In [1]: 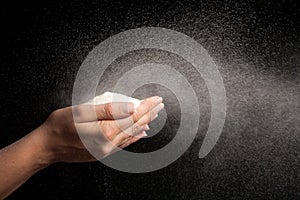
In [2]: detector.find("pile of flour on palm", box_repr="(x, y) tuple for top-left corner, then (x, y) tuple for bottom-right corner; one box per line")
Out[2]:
(88, 91), (141, 109)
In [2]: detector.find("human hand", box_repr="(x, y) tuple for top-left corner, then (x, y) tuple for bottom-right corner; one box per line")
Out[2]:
(39, 96), (164, 164)
(0, 95), (163, 199)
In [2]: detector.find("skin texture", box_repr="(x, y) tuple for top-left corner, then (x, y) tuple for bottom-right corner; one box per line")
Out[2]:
(0, 96), (164, 199)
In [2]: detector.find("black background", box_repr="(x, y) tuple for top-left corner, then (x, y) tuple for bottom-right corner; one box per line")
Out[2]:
(1, 0), (300, 199)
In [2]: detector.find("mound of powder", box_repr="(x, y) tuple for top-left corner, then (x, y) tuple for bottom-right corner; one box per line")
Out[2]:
(88, 91), (141, 110)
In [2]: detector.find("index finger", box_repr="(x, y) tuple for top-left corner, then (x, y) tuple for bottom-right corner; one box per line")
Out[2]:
(73, 102), (135, 123)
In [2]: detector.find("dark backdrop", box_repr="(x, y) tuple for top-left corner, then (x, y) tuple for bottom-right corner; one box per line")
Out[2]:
(1, 0), (299, 199)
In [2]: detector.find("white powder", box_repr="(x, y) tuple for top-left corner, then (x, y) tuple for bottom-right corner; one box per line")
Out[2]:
(88, 91), (141, 109)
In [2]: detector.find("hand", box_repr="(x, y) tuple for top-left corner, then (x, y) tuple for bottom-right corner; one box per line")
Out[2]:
(0, 96), (163, 199)
(39, 96), (164, 164)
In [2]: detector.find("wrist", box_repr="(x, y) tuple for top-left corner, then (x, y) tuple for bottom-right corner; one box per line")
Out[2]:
(28, 124), (57, 168)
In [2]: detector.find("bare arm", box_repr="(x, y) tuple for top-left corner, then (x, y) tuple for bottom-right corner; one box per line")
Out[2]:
(0, 96), (163, 199)
(0, 126), (51, 199)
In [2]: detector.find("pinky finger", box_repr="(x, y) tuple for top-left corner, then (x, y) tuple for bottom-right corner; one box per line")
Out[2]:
(119, 131), (147, 148)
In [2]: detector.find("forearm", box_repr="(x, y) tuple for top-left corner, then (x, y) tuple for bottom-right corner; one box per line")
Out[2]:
(0, 126), (52, 199)
(0, 96), (163, 199)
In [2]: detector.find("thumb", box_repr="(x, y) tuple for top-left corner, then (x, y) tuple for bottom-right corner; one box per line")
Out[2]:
(95, 102), (135, 120)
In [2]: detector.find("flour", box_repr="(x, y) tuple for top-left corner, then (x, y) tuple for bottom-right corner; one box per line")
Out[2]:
(89, 92), (141, 110)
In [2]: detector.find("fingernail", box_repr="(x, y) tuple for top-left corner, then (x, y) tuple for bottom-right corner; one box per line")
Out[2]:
(153, 114), (158, 120)
(143, 132), (148, 137)
(158, 103), (164, 110)
(145, 124), (150, 130)
(136, 131), (148, 138)
(155, 97), (163, 103)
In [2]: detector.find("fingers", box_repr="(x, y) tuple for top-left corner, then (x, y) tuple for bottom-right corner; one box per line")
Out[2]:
(132, 96), (163, 123)
(73, 96), (163, 158)
(107, 102), (163, 143)
(111, 124), (149, 146)
(120, 130), (148, 146)
(119, 131), (147, 149)
(97, 102), (135, 120)
(111, 96), (163, 132)
(75, 120), (149, 148)
(111, 101), (163, 148)
(73, 102), (135, 123)
(134, 103), (163, 127)
(73, 96), (161, 123)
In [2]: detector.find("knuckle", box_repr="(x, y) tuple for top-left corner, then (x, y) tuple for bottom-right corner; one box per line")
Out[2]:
(121, 132), (130, 140)
(131, 124), (139, 135)
(132, 113), (139, 123)
(103, 129), (115, 141)
(132, 111), (142, 123)
(104, 103), (113, 119)
(141, 113), (151, 124)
